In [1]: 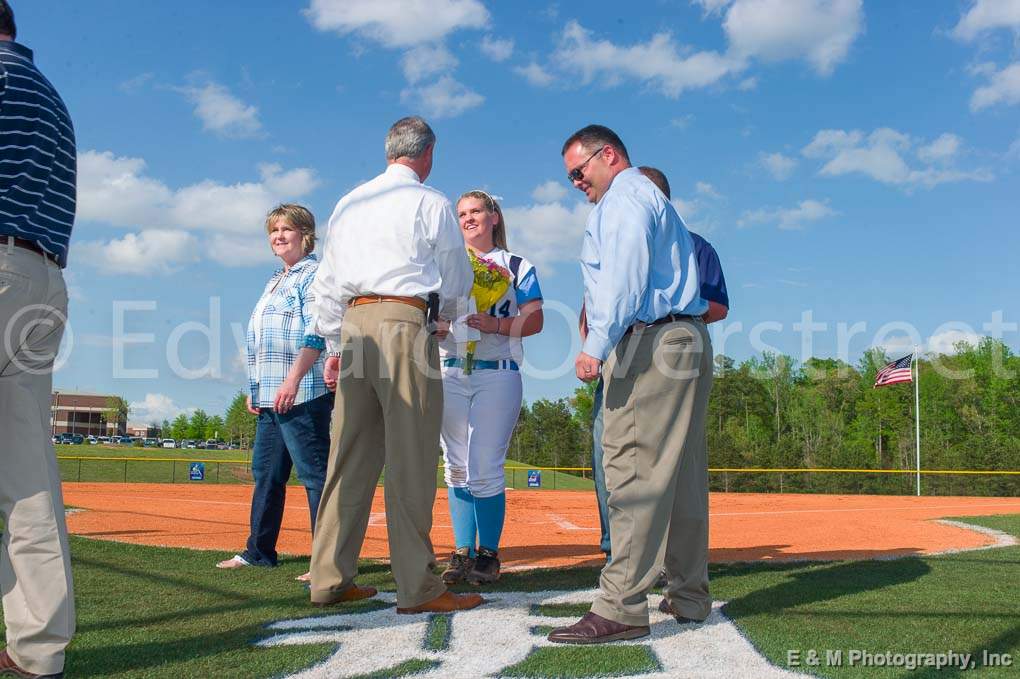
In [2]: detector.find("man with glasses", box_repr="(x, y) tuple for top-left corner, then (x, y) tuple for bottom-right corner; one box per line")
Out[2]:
(548, 125), (713, 644)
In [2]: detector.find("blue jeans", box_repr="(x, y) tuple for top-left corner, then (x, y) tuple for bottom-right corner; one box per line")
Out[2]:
(590, 378), (611, 559)
(241, 392), (332, 566)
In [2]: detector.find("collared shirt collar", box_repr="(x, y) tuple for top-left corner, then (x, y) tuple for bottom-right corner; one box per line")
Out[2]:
(273, 252), (317, 278)
(386, 162), (422, 183)
(601, 166), (640, 202)
(0, 40), (33, 61)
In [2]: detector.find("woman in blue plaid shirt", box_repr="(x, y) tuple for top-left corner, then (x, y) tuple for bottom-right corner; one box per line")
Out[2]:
(217, 204), (331, 581)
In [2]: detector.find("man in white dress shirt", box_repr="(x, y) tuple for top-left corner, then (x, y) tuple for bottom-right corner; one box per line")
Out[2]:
(308, 116), (480, 613)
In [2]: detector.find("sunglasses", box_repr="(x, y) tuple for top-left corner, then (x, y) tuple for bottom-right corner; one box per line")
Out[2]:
(567, 146), (606, 182)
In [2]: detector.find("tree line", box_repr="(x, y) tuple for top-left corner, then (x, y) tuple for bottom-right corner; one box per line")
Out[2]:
(510, 338), (1019, 496)
(148, 393), (257, 446)
(144, 338), (1018, 495)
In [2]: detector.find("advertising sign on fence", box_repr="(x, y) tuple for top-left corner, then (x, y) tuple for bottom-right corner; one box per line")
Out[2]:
(189, 462), (205, 481)
(527, 470), (541, 488)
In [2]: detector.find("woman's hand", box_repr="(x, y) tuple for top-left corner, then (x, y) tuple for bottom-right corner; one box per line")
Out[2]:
(274, 379), (299, 413)
(323, 355), (340, 392)
(466, 313), (500, 334)
(245, 395), (260, 415)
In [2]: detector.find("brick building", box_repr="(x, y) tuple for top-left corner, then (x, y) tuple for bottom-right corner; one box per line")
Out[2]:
(50, 392), (126, 436)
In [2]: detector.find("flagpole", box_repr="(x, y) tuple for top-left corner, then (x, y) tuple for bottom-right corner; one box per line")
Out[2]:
(913, 345), (921, 497)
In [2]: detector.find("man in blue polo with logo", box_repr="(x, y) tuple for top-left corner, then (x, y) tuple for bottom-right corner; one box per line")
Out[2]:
(0, 2), (76, 676)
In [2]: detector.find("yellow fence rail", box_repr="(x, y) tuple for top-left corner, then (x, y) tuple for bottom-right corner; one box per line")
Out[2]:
(57, 454), (1019, 492)
(57, 456), (1020, 475)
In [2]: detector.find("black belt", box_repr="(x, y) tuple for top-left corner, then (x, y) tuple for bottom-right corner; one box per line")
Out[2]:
(624, 313), (698, 335)
(6, 236), (58, 265)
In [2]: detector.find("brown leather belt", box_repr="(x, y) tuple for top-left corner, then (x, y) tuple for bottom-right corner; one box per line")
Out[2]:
(625, 313), (698, 336)
(350, 295), (427, 312)
(7, 236), (58, 265)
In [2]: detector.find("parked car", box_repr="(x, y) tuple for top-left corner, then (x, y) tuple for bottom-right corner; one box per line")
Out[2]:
(70, 433), (84, 445)
(97, 436), (111, 444)
(161, 438), (176, 449)
(57, 433), (75, 444)
(182, 439), (196, 449)
(118, 436), (133, 445)
(143, 438), (158, 447)
(87, 435), (98, 445)
(51, 434), (60, 444)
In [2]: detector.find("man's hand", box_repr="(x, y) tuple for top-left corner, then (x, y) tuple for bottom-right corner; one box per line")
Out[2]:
(245, 395), (259, 415)
(575, 351), (602, 383)
(323, 355), (340, 392)
(274, 378), (299, 414)
(432, 319), (451, 340)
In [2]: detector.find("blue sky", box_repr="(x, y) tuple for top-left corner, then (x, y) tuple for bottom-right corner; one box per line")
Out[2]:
(20, 0), (1020, 425)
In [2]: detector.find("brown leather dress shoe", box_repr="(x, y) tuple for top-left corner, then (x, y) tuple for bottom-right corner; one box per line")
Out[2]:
(311, 584), (378, 607)
(547, 612), (650, 644)
(0, 649), (63, 678)
(658, 598), (705, 624)
(396, 590), (484, 614)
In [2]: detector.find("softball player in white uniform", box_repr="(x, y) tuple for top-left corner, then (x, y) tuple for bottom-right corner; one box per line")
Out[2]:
(437, 190), (544, 585)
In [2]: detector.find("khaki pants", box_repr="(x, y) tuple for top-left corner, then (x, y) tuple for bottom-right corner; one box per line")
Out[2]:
(592, 318), (713, 627)
(0, 244), (75, 675)
(310, 302), (447, 608)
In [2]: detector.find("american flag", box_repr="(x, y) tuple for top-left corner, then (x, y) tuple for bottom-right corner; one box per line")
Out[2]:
(874, 354), (914, 387)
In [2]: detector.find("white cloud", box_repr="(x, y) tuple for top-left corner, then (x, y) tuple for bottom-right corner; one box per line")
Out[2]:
(502, 201), (591, 269)
(204, 234), (278, 268)
(531, 180), (568, 204)
(695, 181), (720, 198)
(878, 329), (983, 357)
(179, 82), (263, 139)
(760, 151), (797, 180)
(951, 0), (1020, 42)
(928, 329), (983, 355)
(970, 62), (1020, 112)
(480, 35), (514, 61)
(738, 199), (836, 230)
(303, 0), (489, 48)
(723, 0), (864, 76)
(671, 197), (698, 219)
(802, 128), (993, 188)
(553, 20), (741, 98)
(77, 230), (199, 275)
(692, 0), (734, 16)
(77, 151), (174, 227)
(129, 393), (196, 425)
(670, 114), (695, 129)
(1008, 134), (1020, 159)
(119, 72), (154, 93)
(514, 62), (556, 87)
(401, 75), (484, 119)
(916, 133), (961, 164)
(736, 76), (758, 90)
(76, 150), (320, 270)
(400, 44), (458, 84)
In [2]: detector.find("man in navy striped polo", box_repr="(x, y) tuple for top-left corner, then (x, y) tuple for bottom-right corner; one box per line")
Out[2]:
(0, 2), (76, 676)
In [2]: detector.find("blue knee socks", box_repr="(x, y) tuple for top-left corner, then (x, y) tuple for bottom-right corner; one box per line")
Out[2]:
(447, 486), (477, 556)
(475, 491), (506, 552)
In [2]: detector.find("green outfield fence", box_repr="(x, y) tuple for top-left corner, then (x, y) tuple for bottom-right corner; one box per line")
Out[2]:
(56, 455), (1020, 496)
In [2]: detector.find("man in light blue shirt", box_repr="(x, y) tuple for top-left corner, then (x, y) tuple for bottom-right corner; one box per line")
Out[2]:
(549, 125), (715, 645)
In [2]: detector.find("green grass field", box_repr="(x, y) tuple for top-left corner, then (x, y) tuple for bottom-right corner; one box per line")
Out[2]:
(2, 515), (1016, 678)
(56, 445), (595, 491)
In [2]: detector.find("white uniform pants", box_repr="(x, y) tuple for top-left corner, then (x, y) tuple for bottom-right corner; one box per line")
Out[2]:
(0, 244), (75, 675)
(440, 366), (522, 498)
